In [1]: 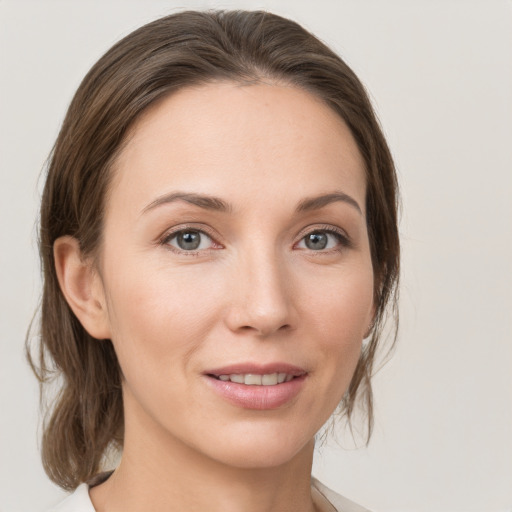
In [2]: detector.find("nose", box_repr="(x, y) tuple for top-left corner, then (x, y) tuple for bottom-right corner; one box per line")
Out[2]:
(224, 248), (298, 337)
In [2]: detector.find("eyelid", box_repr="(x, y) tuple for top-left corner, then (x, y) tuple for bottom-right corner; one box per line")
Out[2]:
(294, 224), (352, 250)
(159, 224), (223, 253)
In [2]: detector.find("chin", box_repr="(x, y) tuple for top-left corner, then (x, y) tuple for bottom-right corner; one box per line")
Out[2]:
(194, 423), (316, 470)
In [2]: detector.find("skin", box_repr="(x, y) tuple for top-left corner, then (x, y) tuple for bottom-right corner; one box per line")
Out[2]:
(55, 81), (374, 512)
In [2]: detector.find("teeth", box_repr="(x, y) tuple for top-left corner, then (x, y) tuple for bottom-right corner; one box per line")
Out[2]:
(216, 372), (296, 385)
(262, 373), (278, 385)
(245, 374), (262, 385)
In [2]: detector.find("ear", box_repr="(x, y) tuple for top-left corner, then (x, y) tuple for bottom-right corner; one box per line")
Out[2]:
(54, 236), (111, 340)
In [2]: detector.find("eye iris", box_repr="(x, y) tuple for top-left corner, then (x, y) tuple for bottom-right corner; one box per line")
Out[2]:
(305, 232), (328, 250)
(177, 231), (201, 250)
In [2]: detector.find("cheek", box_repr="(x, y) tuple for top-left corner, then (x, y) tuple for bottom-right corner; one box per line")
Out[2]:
(304, 263), (374, 341)
(302, 262), (374, 387)
(102, 260), (225, 373)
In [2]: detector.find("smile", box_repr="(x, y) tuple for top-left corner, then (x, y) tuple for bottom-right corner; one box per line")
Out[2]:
(204, 364), (307, 409)
(214, 373), (296, 385)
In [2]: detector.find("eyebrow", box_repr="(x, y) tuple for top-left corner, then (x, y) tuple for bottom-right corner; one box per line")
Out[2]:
(296, 192), (363, 215)
(141, 192), (232, 214)
(141, 190), (362, 216)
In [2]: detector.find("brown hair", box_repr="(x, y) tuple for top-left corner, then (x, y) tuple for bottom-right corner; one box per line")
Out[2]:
(28, 10), (399, 491)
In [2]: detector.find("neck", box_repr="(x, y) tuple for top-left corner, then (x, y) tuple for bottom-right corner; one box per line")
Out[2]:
(90, 395), (318, 512)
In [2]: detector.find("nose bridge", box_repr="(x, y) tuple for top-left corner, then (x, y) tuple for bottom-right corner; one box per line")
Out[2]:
(226, 238), (295, 336)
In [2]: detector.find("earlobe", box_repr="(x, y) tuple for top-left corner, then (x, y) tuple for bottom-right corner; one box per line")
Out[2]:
(53, 236), (111, 340)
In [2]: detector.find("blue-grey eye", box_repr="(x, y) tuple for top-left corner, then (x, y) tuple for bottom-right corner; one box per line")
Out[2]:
(168, 230), (212, 251)
(298, 231), (340, 251)
(306, 232), (328, 250)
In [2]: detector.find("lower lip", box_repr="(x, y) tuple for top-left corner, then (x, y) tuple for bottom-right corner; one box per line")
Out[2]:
(204, 375), (306, 410)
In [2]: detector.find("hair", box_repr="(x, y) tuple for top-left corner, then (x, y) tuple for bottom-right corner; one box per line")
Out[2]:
(27, 9), (400, 491)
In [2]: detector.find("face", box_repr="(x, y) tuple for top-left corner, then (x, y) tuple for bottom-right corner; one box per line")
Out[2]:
(97, 81), (374, 469)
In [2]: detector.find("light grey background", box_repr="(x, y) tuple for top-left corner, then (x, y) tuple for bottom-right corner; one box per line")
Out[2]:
(1, 1), (511, 511)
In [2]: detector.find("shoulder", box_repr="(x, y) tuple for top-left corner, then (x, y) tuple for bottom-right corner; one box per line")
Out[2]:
(312, 477), (372, 512)
(46, 484), (95, 512)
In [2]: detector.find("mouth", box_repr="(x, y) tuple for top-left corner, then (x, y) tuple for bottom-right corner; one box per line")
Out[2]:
(209, 372), (299, 385)
(205, 363), (307, 385)
(204, 364), (307, 409)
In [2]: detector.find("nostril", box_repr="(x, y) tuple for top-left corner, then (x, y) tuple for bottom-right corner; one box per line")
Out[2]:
(224, 297), (297, 336)
(237, 323), (290, 336)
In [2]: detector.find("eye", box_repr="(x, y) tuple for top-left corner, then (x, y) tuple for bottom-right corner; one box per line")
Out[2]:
(165, 229), (214, 251)
(296, 230), (346, 251)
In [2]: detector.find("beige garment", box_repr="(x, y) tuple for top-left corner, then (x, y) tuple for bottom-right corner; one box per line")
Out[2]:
(311, 478), (371, 512)
(49, 477), (371, 512)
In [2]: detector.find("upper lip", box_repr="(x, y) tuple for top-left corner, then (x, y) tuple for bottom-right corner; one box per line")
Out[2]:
(205, 362), (307, 377)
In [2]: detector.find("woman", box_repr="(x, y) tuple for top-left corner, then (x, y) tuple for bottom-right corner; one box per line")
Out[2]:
(30, 10), (399, 512)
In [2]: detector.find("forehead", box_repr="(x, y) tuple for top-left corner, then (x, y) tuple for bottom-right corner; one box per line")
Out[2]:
(109, 81), (366, 215)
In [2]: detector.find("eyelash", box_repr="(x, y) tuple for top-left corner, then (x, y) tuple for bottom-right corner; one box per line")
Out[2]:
(160, 225), (221, 256)
(294, 225), (352, 253)
(159, 224), (351, 256)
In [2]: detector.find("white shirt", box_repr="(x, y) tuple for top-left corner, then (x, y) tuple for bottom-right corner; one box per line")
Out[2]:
(48, 478), (371, 512)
